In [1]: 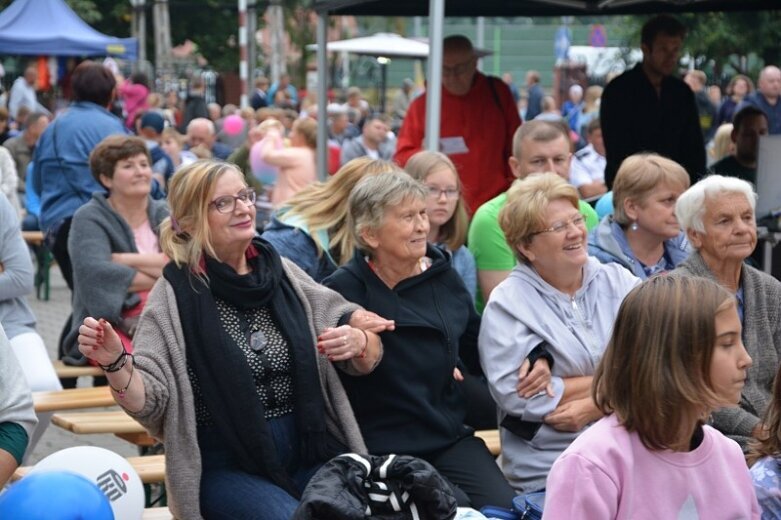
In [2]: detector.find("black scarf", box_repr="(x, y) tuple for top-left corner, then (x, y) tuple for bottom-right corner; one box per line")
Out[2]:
(163, 238), (332, 497)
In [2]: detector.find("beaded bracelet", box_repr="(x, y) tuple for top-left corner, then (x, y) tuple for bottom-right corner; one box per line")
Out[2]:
(99, 347), (129, 373)
(109, 354), (135, 399)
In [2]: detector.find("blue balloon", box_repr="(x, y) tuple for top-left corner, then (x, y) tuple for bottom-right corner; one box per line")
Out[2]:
(595, 190), (614, 220)
(0, 471), (114, 519)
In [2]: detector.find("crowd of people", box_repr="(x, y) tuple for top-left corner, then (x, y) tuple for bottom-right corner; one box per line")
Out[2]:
(2, 12), (781, 520)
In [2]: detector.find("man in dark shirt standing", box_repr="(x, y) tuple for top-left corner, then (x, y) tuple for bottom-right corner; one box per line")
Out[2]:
(601, 15), (705, 188)
(709, 106), (769, 186)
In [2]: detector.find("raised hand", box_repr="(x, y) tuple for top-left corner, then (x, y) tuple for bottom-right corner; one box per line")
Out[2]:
(78, 318), (124, 367)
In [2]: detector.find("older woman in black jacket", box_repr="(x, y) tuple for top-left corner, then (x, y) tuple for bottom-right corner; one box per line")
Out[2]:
(323, 171), (517, 510)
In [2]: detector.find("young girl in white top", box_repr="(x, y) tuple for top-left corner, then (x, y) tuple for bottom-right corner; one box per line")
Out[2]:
(544, 275), (760, 519)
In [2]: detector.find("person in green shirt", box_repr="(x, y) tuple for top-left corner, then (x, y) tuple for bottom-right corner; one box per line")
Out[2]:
(468, 120), (598, 312)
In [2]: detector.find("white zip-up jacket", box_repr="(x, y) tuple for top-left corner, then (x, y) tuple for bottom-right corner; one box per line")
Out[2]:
(0, 323), (37, 464)
(479, 257), (638, 492)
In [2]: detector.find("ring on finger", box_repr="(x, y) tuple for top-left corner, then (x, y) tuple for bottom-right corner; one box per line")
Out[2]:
(343, 335), (348, 346)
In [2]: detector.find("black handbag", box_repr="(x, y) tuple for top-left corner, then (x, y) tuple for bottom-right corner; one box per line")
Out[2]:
(293, 453), (458, 520)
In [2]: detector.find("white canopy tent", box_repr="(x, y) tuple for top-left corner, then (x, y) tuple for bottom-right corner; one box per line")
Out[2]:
(308, 32), (429, 58)
(307, 33), (429, 113)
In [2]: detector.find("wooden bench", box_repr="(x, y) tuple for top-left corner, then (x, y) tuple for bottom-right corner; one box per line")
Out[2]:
(142, 507), (173, 519)
(475, 429), (500, 456)
(52, 410), (156, 447)
(21, 230), (52, 300)
(33, 386), (114, 413)
(52, 360), (104, 379)
(12, 454), (165, 484)
(21, 230), (44, 245)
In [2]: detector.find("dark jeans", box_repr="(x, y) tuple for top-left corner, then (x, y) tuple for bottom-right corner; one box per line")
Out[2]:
(421, 434), (516, 510)
(198, 414), (321, 520)
(21, 213), (39, 232)
(44, 217), (74, 290)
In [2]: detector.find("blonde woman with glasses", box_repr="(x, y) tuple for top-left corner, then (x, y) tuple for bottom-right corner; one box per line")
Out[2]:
(76, 160), (391, 519)
(479, 173), (638, 494)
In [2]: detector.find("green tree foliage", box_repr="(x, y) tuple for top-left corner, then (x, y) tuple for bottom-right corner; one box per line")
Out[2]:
(163, 0), (244, 71)
(682, 12), (781, 76)
(284, 1), (315, 87)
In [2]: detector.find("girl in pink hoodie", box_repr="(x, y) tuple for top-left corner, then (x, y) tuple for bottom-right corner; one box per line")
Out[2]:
(544, 276), (760, 519)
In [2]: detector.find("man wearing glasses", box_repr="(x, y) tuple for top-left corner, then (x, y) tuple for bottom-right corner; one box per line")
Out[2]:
(468, 120), (599, 312)
(394, 35), (521, 214)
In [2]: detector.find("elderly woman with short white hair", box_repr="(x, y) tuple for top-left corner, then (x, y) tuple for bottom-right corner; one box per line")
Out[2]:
(673, 174), (781, 451)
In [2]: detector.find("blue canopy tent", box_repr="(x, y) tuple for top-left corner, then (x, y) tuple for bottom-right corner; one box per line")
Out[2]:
(0, 0), (137, 59)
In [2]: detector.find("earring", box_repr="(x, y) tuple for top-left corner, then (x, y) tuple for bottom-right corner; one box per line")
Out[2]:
(630, 222), (639, 231)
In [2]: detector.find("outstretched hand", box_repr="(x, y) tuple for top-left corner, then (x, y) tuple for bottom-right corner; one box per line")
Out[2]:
(78, 318), (124, 366)
(349, 309), (395, 334)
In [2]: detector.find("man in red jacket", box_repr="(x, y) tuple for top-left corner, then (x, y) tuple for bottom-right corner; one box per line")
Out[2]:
(394, 35), (521, 214)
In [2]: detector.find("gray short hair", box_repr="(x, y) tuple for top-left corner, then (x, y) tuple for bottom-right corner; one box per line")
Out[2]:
(349, 170), (427, 253)
(187, 117), (215, 135)
(675, 175), (757, 234)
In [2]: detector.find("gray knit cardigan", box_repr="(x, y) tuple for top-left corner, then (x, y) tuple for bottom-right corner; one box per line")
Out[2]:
(64, 193), (169, 364)
(123, 258), (369, 519)
(674, 252), (781, 450)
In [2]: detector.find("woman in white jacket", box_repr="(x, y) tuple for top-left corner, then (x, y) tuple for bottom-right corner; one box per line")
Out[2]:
(0, 323), (36, 486)
(478, 173), (638, 493)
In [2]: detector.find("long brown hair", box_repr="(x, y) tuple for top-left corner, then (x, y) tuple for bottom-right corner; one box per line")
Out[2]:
(594, 275), (734, 450)
(748, 369), (781, 466)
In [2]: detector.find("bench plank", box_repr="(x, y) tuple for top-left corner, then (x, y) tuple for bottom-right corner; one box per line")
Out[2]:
(52, 411), (157, 447)
(21, 230), (44, 245)
(33, 386), (114, 413)
(52, 360), (103, 379)
(52, 411), (144, 434)
(475, 429), (500, 456)
(12, 454), (165, 484)
(142, 507), (173, 519)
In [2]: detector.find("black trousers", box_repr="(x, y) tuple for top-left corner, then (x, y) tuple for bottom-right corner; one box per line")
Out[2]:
(45, 217), (74, 290)
(422, 435), (516, 510)
(461, 371), (499, 430)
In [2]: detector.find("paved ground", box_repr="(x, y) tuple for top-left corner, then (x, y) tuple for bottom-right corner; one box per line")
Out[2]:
(26, 265), (137, 465)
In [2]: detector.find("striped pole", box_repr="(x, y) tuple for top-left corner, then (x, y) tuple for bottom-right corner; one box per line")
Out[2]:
(238, 0), (248, 108)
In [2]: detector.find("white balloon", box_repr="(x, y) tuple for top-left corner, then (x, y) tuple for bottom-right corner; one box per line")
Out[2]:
(31, 446), (145, 520)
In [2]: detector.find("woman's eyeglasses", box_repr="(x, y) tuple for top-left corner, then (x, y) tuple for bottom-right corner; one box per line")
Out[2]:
(426, 187), (460, 200)
(530, 215), (586, 236)
(210, 188), (256, 214)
